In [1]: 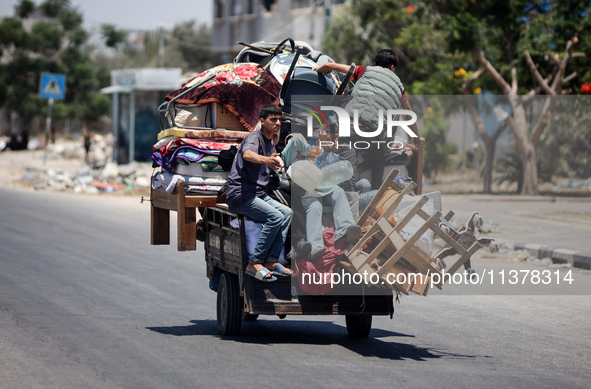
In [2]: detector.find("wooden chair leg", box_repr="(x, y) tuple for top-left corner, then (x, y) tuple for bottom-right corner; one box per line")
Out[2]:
(151, 204), (170, 245)
(177, 180), (196, 251)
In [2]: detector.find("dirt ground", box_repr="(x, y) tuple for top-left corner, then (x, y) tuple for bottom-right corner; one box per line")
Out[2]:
(0, 143), (153, 197)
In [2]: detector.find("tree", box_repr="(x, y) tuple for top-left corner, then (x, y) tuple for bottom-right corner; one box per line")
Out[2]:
(422, 106), (452, 180)
(168, 20), (219, 72)
(0, 0), (110, 136)
(323, 0), (591, 195)
(95, 21), (217, 73)
(101, 24), (128, 49)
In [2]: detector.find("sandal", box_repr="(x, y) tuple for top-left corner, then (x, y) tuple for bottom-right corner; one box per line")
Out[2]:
(245, 267), (277, 282)
(271, 263), (294, 277)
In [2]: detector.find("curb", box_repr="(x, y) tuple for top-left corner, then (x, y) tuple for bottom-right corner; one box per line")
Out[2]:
(513, 243), (591, 270)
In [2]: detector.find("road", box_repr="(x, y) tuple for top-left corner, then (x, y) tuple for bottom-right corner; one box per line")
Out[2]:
(1, 188), (590, 388)
(443, 194), (591, 253)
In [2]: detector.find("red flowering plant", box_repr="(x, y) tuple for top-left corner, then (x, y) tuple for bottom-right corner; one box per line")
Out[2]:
(580, 82), (591, 95)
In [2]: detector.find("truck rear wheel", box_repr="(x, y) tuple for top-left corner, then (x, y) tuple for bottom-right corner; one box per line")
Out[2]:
(345, 314), (372, 337)
(216, 272), (242, 335)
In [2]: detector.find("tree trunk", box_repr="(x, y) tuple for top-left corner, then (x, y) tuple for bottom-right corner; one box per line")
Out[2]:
(520, 141), (538, 195)
(482, 139), (496, 193)
(506, 105), (539, 195)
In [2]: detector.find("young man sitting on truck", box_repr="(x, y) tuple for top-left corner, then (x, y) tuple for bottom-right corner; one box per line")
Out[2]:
(313, 49), (423, 189)
(226, 104), (294, 282)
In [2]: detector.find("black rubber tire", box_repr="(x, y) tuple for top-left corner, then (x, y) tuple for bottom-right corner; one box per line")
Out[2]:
(345, 315), (372, 338)
(243, 313), (259, 322)
(216, 272), (242, 335)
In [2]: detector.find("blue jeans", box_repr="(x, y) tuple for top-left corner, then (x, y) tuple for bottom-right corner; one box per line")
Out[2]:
(301, 188), (356, 250)
(232, 195), (292, 264)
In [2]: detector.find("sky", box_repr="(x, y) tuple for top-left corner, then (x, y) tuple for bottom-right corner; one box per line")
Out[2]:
(0, 0), (213, 31)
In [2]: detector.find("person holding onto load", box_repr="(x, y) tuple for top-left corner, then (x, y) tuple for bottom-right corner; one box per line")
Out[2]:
(313, 49), (423, 189)
(226, 104), (294, 282)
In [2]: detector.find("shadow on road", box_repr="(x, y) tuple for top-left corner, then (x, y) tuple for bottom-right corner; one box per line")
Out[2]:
(147, 319), (480, 361)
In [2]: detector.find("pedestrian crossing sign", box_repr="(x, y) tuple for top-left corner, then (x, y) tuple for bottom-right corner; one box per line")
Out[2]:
(39, 73), (66, 100)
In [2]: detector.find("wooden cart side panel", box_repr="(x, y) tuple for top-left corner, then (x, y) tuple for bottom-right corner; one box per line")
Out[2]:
(150, 180), (219, 251)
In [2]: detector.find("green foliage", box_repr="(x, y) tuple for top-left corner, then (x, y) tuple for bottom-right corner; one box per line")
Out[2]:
(39, 0), (69, 18)
(59, 8), (83, 32)
(0, 0), (110, 134)
(322, 11), (372, 65)
(538, 97), (591, 179)
(17, 0), (35, 18)
(30, 21), (62, 56)
(322, 0), (591, 186)
(0, 17), (28, 48)
(101, 24), (128, 49)
(422, 107), (451, 179)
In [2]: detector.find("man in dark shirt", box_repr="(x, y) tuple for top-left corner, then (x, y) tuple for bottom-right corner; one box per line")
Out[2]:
(226, 104), (293, 281)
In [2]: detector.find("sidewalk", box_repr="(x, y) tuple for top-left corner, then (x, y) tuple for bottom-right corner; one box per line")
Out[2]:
(441, 194), (591, 270)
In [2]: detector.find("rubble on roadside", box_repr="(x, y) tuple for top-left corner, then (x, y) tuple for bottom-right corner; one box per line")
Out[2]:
(2, 136), (153, 195)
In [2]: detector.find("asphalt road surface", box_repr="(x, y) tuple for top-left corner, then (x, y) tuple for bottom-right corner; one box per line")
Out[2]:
(1, 188), (590, 388)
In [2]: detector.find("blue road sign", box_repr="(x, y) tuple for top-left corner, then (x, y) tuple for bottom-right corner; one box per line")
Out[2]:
(39, 73), (66, 100)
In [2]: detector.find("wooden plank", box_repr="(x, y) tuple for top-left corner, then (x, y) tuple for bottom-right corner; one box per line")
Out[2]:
(348, 181), (414, 258)
(402, 247), (443, 288)
(358, 168), (399, 226)
(393, 196), (429, 232)
(185, 195), (218, 208)
(365, 183), (414, 229)
(410, 274), (430, 296)
(349, 251), (369, 270)
(177, 181), (196, 251)
(347, 218), (383, 257)
(380, 266), (411, 294)
(150, 185), (170, 245)
(431, 223), (474, 255)
(151, 187), (178, 211)
(414, 140), (424, 195)
(444, 210), (454, 222)
(151, 204), (170, 245)
(377, 211), (442, 277)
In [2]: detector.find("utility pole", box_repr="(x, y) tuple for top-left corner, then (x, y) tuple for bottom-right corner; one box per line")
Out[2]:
(158, 24), (164, 68)
(324, 0), (332, 31)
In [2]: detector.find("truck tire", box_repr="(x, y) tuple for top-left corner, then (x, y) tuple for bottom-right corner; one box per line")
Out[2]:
(216, 272), (242, 335)
(345, 314), (372, 338)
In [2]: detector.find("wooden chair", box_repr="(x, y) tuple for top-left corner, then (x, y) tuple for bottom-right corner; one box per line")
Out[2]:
(345, 170), (481, 296)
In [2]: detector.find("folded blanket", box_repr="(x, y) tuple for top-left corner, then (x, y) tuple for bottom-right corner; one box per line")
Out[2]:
(155, 137), (238, 156)
(152, 146), (222, 173)
(165, 63), (282, 131)
(152, 171), (227, 194)
(157, 128), (249, 142)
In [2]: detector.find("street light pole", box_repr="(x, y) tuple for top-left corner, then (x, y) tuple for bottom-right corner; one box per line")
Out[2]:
(158, 24), (164, 68)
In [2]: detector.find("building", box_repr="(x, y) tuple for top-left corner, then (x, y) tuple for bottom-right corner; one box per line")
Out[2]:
(212, 0), (345, 62)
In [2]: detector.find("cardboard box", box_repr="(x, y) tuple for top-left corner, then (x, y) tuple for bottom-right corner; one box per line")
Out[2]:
(168, 102), (247, 132)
